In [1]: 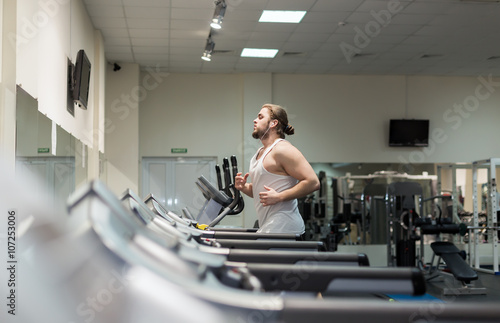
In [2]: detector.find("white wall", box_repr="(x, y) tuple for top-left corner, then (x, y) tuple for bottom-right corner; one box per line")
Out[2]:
(0, 0), (16, 170)
(139, 72), (243, 160)
(11, 0), (105, 183)
(139, 72), (500, 168)
(273, 74), (500, 164)
(138, 72), (246, 225)
(273, 74), (405, 163)
(0, 0), (4, 81)
(105, 62), (140, 195)
(87, 29), (105, 180)
(16, 0), (102, 153)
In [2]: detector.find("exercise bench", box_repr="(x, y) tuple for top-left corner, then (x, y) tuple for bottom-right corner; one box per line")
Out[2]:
(427, 241), (486, 295)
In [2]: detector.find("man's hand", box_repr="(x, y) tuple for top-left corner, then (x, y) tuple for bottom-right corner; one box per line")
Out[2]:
(234, 172), (249, 191)
(235, 172), (253, 197)
(259, 186), (282, 206)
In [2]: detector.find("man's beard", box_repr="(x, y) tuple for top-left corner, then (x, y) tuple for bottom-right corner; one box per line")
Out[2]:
(252, 123), (269, 139)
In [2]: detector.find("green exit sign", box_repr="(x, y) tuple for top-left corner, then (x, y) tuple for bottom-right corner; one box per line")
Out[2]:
(171, 148), (187, 154)
(38, 148), (50, 153)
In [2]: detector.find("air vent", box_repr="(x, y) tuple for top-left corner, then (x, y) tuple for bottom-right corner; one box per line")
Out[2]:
(282, 51), (307, 57)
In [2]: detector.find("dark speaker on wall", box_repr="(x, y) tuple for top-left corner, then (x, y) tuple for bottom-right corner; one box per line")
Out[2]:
(72, 49), (91, 110)
(389, 119), (429, 147)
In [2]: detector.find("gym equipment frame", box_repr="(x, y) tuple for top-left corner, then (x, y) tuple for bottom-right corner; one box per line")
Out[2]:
(469, 158), (500, 275)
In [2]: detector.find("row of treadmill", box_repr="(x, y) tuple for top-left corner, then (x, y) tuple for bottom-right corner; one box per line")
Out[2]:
(18, 156), (500, 323)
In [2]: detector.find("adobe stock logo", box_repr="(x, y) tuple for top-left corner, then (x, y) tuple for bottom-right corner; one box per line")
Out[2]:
(339, 0), (404, 63)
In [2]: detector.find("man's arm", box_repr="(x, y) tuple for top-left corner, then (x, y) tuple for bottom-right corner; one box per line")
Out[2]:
(258, 143), (320, 206)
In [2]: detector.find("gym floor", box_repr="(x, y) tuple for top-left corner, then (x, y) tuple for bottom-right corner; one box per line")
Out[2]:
(324, 267), (500, 304)
(425, 270), (500, 303)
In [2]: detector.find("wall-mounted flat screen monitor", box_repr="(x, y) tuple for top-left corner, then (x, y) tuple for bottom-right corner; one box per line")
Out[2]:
(73, 49), (91, 110)
(389, 119), (429, 147)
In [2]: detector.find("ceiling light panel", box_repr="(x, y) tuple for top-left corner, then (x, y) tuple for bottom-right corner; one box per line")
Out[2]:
(259, 10), (307, 23)
(241, 48), (279, 58)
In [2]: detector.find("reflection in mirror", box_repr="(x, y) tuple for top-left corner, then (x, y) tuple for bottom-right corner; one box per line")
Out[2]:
(15, 86), (87, 216)
(470, 161), (500, 274)
(306, 161), (498, 257)
(305, 162), (437, 247)
(74, 138), (88, 190)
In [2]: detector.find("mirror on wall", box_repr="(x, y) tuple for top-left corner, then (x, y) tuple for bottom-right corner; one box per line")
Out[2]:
(305, 162), (478, 246)
(310, 162), (438, 218)
(15, 86), (87, 215)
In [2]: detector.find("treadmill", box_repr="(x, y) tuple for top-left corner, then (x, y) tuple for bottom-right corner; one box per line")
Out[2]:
(60, 180), (500, 323)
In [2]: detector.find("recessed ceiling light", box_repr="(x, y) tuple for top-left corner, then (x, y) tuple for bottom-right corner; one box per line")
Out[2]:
(259, 10), (307, 23)
(241, 48), (279, 58)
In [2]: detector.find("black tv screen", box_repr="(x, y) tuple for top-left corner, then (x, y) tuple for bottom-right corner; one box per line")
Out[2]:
(73, 49), (91, 110)
(389, 119), (429, 147)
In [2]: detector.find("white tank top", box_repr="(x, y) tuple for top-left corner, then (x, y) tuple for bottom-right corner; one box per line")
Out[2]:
(249, 139), (305, 234)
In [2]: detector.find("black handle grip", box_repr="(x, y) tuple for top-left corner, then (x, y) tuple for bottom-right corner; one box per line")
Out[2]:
(223, 157), (231, 195)
(215, 164), (222, 190)
(230, 155), (238, 184)
(223, 157), (230, 169)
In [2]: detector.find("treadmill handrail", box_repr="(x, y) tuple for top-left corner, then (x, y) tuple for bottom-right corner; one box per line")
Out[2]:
(208, 194), (240, 227)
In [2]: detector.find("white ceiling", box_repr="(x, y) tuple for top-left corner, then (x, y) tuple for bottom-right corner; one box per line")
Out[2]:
(83, 0), (500, 76)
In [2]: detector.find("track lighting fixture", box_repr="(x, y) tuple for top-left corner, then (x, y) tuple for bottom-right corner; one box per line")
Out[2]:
(201, 36), (215, 61)
(202, 1), (227, 61)
(210, 0), (226, 29)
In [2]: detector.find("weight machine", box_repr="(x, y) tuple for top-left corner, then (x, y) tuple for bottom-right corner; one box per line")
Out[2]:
(336, 172), (436, 248)
(360, 183), (388, 245)
(385, 181), (423, 267)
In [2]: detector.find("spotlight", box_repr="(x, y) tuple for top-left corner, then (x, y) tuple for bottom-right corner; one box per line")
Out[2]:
(113, 63), (121, 72)
(201, 36), (215, 61)
(201, 51), (212, 61)
(210, 0), (226, 29)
